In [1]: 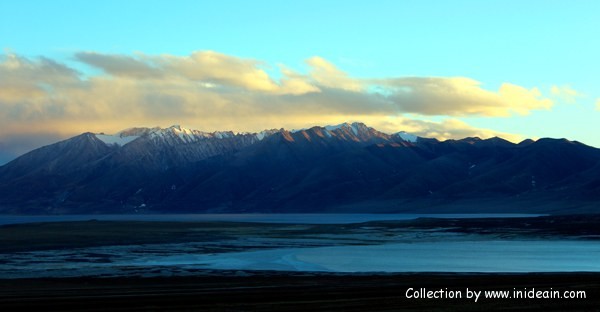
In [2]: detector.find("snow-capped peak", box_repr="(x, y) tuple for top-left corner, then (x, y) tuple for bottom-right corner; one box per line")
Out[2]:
(95, 129), (143, 147)
(213, 131), (233, 139)
(147, 125), (211, 144)
(324, 122), (352, 132)
(395, 131), (418, 143)
(169, 125), (186, 133)
(324, 122), (368, 135)
(255, 129), (279, 141)
(95, 122), (392, 148)
(118, 127), (158, 137)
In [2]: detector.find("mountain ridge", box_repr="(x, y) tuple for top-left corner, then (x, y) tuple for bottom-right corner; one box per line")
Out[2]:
(1, 122), (599, 214)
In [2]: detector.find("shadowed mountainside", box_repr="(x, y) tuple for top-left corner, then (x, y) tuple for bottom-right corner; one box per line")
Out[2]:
(1, 122), (599, 214)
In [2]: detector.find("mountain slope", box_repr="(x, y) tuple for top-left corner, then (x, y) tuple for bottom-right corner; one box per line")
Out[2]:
(0, 133), (116, 212)
(0, 123), (599, 214)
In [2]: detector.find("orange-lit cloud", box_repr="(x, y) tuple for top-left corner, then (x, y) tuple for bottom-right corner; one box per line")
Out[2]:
(0, 50), (555, 163)
(0, 52), (79, 103)
(377, 77), (552, 116)
(75, 51), (320, 94)
(305, 56), (363, 91)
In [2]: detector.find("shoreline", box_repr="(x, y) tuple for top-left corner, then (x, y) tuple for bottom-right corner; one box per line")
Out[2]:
(2, 214), (600, 253)
(2, 215), (599, 310)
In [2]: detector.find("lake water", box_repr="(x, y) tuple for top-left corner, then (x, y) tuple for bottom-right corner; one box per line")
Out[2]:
(3, 213), (597, 278)
(0, 213), (544, 225)
(1, 239), (598, 278)
(132, 240), (600, 273)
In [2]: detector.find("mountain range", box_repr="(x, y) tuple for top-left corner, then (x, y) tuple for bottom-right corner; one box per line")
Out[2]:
(1, 122), (599, 214)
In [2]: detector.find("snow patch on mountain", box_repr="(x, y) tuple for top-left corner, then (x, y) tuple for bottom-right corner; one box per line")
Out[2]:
(147, 125), (215, 144)
(323, 122), (362, 136)
(324, 123), (350, 132)
(350, 124), (359, 136)
(95, 123), (411, 148)
(214, 131), (233, 139)
(255, 132), (267, 141)
(395, 131), (418, 143)
(95, 134), (140, 146)
(255, 129), (279, 141)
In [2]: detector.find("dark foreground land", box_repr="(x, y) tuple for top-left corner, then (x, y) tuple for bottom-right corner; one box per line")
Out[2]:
(1, 215), (600, 311)
(1, 272), (599, 311)
(2, 214), (600, 253)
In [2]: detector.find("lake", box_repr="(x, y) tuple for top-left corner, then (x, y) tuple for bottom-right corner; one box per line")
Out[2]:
(1, 239), (598, 278)
(0, 213), (545, 225)
(173, 240), (600, 273)
(2, 213), (597, 279)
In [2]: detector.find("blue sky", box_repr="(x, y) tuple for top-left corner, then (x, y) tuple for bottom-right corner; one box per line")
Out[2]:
(1, 0), (599, 163)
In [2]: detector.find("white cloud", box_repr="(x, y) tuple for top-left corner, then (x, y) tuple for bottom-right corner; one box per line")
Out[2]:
(550, 85), (580, 104)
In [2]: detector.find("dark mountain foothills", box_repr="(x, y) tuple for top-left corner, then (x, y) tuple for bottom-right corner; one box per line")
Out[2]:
(1, 122), (599, 214)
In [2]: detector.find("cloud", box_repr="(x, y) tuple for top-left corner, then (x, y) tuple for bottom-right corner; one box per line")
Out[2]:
(0, 50), (555, 162)
(72, 51), (554, 118)
(0, 52), (79, 103)
(75, 52), (163, 78)
(305, 56), (363, 91)
(363, 116), (524, 143)
(76, 50), (319, 94)
(277, 66), (322, 95)
(161, 51), (281, 92)
(379, 77), (552, 116)
(550, 85), (580, 104)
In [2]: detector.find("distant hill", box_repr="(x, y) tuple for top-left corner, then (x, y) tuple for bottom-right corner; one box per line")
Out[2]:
(1, 122), (599, 214)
